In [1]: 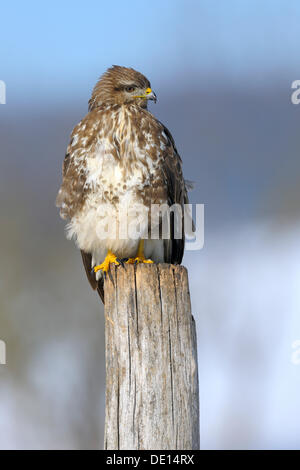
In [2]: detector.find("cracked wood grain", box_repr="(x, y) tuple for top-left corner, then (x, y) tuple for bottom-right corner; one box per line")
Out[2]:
(104, 264), (199, 450)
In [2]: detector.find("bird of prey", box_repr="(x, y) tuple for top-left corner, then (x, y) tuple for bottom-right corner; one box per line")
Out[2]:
(56, 65), (191, 303)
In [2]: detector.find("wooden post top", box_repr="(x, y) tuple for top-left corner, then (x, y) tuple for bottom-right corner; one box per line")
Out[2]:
(104, 263), (199, 450)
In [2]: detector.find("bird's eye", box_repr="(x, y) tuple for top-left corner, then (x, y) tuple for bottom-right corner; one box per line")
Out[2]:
(125, 86), (135, 92)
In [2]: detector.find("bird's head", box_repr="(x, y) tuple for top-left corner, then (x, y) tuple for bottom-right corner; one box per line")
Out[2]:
(89, 65), (157, 110)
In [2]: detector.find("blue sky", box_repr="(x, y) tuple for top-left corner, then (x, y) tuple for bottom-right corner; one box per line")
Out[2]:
(1, 0), (300, 105)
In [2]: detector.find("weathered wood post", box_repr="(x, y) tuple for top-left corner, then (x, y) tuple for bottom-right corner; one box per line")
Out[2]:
(104, 263), (199, 450)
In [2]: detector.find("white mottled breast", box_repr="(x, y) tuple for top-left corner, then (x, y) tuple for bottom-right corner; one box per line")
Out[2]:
(66, 105), (167, 269)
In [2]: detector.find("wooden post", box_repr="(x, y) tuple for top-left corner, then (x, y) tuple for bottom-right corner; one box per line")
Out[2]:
(104, 263), (199, 450)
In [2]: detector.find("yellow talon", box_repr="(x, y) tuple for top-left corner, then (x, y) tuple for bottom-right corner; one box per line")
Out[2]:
(126, 240), (154, 265)
(126, 256), (153, 265)
(94, 250), (119, 275)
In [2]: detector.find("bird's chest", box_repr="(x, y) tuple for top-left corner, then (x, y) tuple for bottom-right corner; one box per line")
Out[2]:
(85, 136), (160, 207)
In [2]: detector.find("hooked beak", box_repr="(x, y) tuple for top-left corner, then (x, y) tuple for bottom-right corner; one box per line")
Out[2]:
(145, 87), (157, 103)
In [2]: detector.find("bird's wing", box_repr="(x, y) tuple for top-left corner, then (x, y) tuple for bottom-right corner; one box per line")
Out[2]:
(56, 111), (106, 299)
(56, 118), (90, 220)
(157, 122), (190, 265)
(81, 250), (104, 302)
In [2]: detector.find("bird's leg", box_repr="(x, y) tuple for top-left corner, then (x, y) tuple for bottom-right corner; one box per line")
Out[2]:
(94, 250), (120, 277)
(126, 240), (154, 265)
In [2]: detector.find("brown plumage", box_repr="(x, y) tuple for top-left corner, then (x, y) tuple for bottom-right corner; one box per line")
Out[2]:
(56, 65), (190, 303)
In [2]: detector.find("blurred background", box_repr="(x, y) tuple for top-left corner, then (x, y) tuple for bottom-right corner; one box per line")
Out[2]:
(1, 0), (300, 449)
